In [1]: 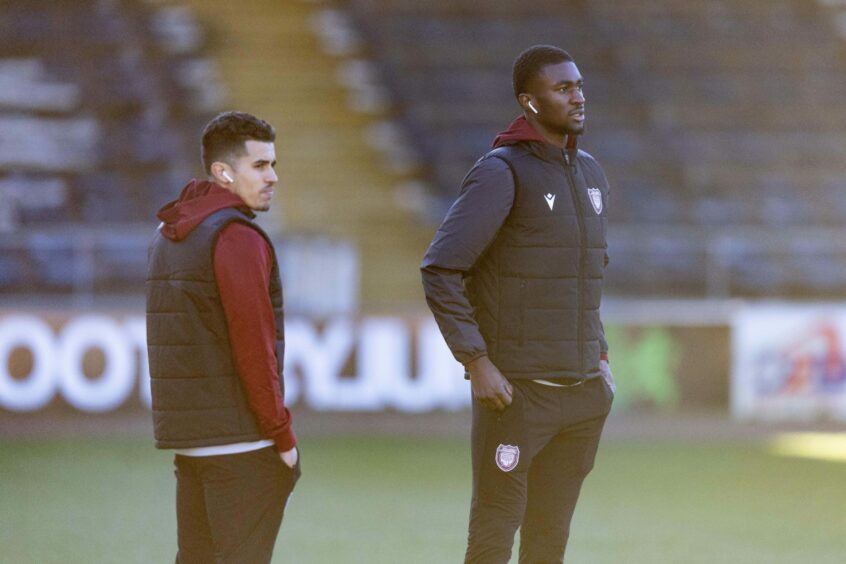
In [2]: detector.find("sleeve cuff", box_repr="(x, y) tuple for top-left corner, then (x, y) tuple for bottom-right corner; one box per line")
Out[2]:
(461, 350), (488, 367)
(273, 427), (297, 453)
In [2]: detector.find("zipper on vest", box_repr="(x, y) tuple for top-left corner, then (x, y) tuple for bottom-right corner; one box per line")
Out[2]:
(518, 279), (527, 346)
(564, 152), (586, 374)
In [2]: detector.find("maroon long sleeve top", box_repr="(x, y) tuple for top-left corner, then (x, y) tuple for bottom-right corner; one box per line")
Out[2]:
(214, 222), (296, 452)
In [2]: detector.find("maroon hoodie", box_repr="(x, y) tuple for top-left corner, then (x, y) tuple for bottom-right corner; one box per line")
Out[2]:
(156, 180), (296, 452)
(491, 115), (578, 151)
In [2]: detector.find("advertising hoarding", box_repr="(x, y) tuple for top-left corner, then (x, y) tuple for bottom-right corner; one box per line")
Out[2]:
(1, 309), (730, 416)
(732, 304), (846, 420)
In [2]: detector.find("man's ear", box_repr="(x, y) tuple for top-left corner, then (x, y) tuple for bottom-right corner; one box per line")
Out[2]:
(211, 162), (234, 185)
(517, 93), (537, 115)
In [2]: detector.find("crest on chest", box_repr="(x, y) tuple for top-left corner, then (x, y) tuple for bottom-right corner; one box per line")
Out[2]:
(587, 187), (603, 215)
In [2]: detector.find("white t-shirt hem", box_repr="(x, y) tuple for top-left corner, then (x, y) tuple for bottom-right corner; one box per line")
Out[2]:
(173, 439), (275, 457)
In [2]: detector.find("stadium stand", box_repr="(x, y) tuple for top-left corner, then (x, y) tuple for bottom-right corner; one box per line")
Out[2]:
(0, 0), (434, 309)
(0, 0), (215, 294)
(348, 0), (846, 298)
(176, 0), (434, 308)
(4, 0), (846, 302)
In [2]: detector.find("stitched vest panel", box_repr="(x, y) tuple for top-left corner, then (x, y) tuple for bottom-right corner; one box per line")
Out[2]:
(467, 145), (608, 379)
(146, 208), (285, 449)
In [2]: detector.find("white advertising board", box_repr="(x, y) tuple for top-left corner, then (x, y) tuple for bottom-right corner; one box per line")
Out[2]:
(732, 304), (846, 420)
(0, 314), (468, 413)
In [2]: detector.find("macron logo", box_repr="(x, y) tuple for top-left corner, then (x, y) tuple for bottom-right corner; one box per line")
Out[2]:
(544, 193), (556, 210)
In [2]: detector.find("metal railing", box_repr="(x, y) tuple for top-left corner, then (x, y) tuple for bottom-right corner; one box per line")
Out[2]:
(607, 225), (846, 298)
(0, 226), (360, 315)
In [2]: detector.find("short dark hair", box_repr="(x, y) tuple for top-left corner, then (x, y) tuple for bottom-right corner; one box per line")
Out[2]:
(512, 45), (574, 98)
(201, 111), (276, 173)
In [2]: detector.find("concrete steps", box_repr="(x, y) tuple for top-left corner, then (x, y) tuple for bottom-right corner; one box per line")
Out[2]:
(178, 0), (432, 308)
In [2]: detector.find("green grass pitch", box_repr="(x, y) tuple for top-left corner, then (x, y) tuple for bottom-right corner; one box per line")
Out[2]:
(1, 435), (844, 563)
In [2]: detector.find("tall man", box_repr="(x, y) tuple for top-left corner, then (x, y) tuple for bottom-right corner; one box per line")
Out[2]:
(421, 45), (615, 563)
(147, 111), (299, 564)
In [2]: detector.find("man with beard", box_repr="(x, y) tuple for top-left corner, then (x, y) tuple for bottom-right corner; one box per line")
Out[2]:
(147, 111), (299, 563)
(421, 45), (615, 563)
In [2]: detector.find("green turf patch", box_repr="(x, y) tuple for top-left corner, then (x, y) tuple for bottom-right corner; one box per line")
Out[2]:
(1, 437), (844, 563)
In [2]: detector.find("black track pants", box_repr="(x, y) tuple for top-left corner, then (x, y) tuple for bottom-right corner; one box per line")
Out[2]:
(465, 377), (612, 564)
(173, 446), (301, 564)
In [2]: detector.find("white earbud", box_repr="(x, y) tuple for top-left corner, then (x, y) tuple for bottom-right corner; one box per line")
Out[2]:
(222, 171), (234, 183)
(527, 101), (539, 115)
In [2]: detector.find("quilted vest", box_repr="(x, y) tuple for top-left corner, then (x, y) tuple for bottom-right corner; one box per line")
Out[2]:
(146, 207), (285, 448)
(466, 142), (609, 379)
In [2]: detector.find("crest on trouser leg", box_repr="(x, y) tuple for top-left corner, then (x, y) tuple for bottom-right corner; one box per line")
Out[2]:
(495, 444), (520, 472)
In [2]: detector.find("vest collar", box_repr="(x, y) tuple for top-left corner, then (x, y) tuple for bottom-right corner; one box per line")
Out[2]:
(526, 137), (579, 166)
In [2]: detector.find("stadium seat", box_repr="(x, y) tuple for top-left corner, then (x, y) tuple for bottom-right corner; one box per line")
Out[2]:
(0, 0), (216, 295)
(347, 0), (846, 298)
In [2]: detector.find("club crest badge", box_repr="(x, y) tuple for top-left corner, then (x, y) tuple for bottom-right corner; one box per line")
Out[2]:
(587, 187), (603, 215)
(495, 444), (520, 472)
